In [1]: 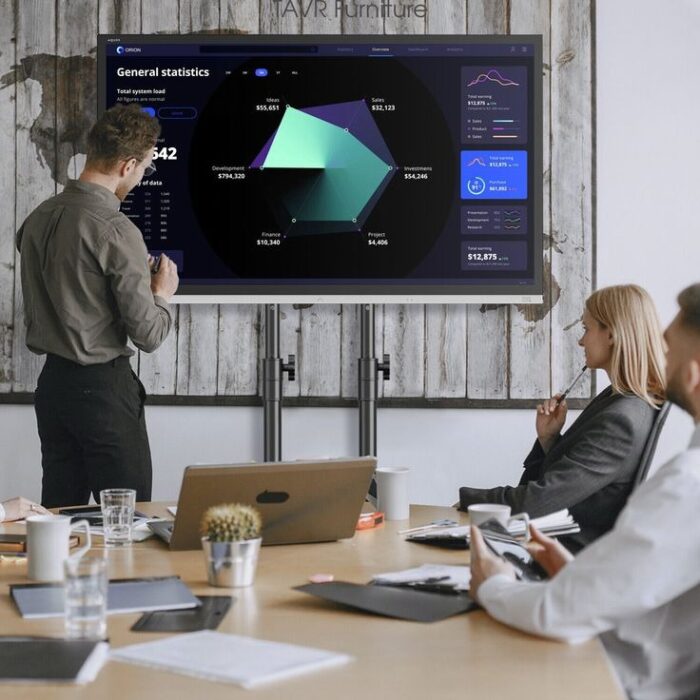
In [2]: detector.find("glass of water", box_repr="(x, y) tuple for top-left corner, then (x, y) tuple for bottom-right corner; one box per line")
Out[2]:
(64, 555), (107, 640)
(100, 488), (136, 546)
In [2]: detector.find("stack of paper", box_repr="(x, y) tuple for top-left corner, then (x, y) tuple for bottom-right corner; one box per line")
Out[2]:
(111, 631), (351, 688)
(372, 564), (471, 590)
(407, 509), (580, 544)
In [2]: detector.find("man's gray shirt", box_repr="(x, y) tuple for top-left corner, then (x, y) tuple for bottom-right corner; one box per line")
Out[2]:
(16, 179), (172, 365)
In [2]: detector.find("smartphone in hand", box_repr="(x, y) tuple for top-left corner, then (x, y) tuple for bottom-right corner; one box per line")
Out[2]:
(478, 518), (548, 582)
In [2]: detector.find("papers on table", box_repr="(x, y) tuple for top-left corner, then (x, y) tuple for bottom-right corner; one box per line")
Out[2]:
(111, 630), (351, 689)
(406, 509), (580, 544)
(372, 564), (471, 591)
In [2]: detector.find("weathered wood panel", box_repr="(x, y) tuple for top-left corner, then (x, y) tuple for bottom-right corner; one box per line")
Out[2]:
(217, 305), (259, 395)
(98, 0), (142, 35)
(302, 0), (342, 33)
(383, 304), (425, 397)
(551, 0), (593, 398)
(468, 0), (508, 34)
(179, 0), (220, 33)
(176, 303), (219, 394)
(259, 0), (301, 34)
(12, 0), (56, 393)
(0, 1), (16, 391)
(508, 0), (552, 399)
(465, 0), (508, 399)
(428, 0), (466, 34)
(426, 305), (467, 398)
(299, 305), (341, 396)
(221, 0), (259, 34)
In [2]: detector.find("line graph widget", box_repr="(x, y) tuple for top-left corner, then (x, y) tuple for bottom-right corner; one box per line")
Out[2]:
(462, 66), (527, 145)
(460, 150), (527, 200)
(461, 204), (527, 236)
(251, 100), (396, 236)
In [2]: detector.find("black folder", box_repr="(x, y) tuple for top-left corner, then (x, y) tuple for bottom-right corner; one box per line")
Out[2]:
(131, 595), (233, 632)
(0, 636), (107, 683)
(293, 581), (477, 622)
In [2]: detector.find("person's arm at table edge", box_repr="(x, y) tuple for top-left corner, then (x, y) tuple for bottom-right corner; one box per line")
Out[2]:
(474, 456), (700, 643)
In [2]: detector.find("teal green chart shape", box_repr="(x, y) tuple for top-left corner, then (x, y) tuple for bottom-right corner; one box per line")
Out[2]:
(251, 103), (395, 228)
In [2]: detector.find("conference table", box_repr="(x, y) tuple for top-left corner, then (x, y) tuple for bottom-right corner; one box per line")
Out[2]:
(0, 504), (624, 699)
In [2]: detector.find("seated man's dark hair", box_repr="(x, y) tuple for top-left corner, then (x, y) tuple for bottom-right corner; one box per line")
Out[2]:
(678, 284), (700, 334)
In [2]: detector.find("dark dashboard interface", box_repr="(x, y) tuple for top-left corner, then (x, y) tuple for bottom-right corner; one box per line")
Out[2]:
(99, 36), (542, 297)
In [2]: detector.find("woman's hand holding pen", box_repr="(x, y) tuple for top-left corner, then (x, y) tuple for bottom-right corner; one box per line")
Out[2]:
(536, 394), (567, 453)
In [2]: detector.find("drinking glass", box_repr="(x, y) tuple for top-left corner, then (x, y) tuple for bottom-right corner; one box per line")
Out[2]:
(64, 555), (108, 640)
(100, 488), (136, 546)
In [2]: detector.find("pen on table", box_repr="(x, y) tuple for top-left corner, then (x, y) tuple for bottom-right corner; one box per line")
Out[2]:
(555, 365), (588, 407)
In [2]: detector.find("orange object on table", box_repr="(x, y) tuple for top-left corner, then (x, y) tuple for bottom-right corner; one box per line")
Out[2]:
(356, 511), (384, 530)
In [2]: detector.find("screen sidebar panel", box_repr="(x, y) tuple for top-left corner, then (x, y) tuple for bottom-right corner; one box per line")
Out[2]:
(98, 35), (543, 301)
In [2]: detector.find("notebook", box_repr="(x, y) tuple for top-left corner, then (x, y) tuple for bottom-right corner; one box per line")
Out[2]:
(407, 509), (580, 548)
(11, 576), (200, 619)
(0, 637), (108, 684)
(111, 630), (351, 688)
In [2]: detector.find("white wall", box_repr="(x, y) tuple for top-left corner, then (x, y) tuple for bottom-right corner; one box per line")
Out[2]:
(1, 0), (699, 505)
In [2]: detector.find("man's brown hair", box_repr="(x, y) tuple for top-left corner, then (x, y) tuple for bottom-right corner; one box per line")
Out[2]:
(86, 103), (160, 171)
(678, 284), (700, 334)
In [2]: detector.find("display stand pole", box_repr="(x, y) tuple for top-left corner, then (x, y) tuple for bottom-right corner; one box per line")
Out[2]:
(262, 303), (295, 462)
(358, 303), (390, 498)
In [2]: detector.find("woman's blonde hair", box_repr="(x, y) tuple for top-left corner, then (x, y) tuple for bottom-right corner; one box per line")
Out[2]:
(585, 285), (666, 407)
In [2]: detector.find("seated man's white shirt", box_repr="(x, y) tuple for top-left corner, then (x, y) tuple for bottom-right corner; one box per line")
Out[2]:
(477, 424), (700, 700)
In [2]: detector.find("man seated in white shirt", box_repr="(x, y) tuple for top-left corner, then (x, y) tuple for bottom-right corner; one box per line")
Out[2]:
(0, 497), (49, 522)
(469, 283), (700, 700)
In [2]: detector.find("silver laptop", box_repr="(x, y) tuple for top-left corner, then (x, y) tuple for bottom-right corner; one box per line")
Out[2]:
(149, 457), (376, 550)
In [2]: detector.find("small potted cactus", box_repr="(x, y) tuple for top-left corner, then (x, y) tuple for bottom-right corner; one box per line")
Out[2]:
(200, 503), (263, 587)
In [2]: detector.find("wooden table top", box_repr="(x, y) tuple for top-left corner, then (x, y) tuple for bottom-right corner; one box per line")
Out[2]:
(0, 504), (623, 699)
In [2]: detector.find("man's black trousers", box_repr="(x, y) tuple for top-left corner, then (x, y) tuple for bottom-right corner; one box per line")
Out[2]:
(35, 354), (153, 508)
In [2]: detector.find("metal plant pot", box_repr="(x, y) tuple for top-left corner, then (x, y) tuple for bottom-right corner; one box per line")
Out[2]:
(202, 537), (262, 588)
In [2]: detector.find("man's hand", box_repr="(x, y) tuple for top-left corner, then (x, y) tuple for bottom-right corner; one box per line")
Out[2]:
(524, 524), (574, 577)
(469, 525), (516, 600)
(535, 394), (567, 452)
(1, 497), (50, 521)
(150, 254), (179, 302)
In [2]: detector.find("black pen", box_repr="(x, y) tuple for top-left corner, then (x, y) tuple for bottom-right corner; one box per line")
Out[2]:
(555, 365), (588, 406)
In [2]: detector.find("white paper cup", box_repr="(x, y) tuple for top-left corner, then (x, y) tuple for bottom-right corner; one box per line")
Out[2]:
(376, 467), (410, 521)
(467, 504), (530, 540)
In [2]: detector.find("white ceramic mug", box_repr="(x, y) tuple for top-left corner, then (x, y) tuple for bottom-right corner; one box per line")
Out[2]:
(26, 515), (91, 581)
(467, 504), (530, 541)
(376, 467), (410, 521)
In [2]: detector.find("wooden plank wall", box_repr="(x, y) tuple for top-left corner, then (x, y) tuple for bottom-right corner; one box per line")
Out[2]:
(0, 0), (595, 407)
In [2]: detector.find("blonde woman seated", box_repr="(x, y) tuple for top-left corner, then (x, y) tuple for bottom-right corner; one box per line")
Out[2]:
(458, 285), (666, 552)
(0, 497), (49, 522)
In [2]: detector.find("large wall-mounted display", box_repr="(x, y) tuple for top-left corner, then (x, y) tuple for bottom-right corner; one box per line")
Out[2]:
(99, 35), (542, 302)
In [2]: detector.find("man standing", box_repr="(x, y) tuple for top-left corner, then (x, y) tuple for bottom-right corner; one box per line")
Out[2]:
(17, 104), (179, 508)
(469, 284), (700, 700)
